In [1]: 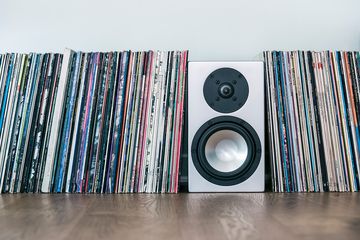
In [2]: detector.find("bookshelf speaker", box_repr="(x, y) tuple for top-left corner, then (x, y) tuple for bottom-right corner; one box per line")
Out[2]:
(188, 62), (264, 192)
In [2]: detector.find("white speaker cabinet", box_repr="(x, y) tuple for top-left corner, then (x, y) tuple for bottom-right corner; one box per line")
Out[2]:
(188, 62), (264, 192)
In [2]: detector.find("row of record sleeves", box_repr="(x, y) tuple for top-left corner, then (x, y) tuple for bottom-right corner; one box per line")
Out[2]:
(0, 49), (188, 193)
(264, 51), (360, 192)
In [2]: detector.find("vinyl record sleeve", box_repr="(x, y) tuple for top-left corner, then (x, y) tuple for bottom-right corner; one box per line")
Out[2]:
(14, 54), (43, 193)
(25, 54), (50, 192)
(41, 50), (73, 193)
(4, 55), (32, 193)
(0, 54), (23, 192)
(100, 52), (122, 193)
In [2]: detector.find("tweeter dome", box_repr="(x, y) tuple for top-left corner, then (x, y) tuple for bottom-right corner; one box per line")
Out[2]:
(188, 62), (264, 192)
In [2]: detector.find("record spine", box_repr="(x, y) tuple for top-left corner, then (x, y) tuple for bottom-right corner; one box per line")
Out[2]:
(41, 49), (73, 193)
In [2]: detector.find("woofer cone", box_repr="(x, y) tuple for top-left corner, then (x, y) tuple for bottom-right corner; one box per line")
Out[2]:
(191, 116), (261, 186)
(205, 130), (248, 172)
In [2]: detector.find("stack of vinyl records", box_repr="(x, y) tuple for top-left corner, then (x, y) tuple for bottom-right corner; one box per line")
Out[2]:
(0, 49), (188, 193)
(264, 51), (360, 192)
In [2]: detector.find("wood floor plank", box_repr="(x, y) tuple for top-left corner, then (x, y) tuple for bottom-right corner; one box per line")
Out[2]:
(0, 193), (359, 240)
(0, 194), (24, 210)
(0, 194), (91, 240)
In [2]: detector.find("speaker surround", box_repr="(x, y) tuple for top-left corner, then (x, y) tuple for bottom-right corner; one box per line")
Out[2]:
(188, 62), (264, 192)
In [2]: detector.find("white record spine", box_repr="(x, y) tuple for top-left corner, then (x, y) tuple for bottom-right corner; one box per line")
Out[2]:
(41, 49), (73, 193)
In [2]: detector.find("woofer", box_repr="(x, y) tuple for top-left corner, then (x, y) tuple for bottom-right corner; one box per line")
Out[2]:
(191, 116), (261, 186)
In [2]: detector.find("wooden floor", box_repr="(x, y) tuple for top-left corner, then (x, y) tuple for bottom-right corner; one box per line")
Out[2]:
(0, 193), (359, 240)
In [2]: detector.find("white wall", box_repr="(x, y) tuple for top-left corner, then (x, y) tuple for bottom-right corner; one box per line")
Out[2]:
(0, 0), (359, 61)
